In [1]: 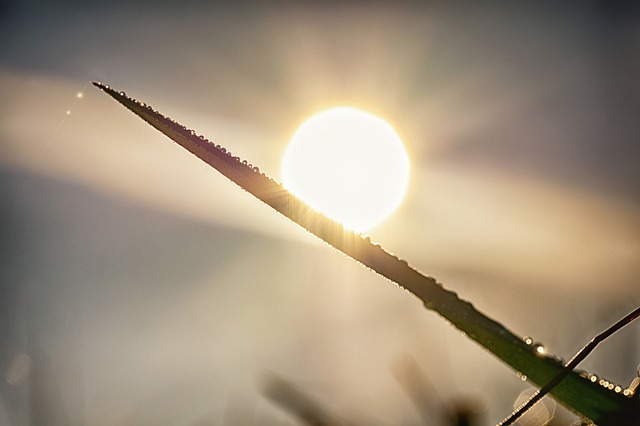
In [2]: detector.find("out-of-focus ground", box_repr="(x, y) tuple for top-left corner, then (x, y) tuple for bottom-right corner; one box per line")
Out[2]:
(1, 1), (639, 424)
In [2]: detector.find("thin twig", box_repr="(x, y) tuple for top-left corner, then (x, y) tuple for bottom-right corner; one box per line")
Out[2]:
(499, 306), (640, 426)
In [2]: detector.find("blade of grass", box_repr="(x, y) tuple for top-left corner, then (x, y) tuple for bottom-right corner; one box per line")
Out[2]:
(391, 355), (451, 425)
(92, 82), (639, 424)
(262, 372), (354, 426)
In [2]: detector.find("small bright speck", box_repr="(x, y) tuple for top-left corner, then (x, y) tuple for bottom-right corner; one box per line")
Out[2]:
(66, 110), (71, 115)
(282, 107), (410, 232)
(76, 92), (84, 99)
(536, 345), (546, 354)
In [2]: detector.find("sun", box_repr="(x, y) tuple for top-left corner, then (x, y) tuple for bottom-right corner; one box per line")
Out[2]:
(281, 107), (410, 232)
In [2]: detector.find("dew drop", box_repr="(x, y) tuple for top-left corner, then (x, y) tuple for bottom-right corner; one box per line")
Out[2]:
(242, 160), (248, 165)
(615, 385), (622, 393)
(590, 374), (598, 383)
(119, 91), (126, 96)
(523, 336), (533, 346)
(533, 343), (546, 355)
(221, 148), (227, 153)
(252, 166), (260, 173)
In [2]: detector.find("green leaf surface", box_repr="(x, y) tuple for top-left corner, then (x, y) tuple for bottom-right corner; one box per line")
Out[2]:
(93, 82), (639, 424)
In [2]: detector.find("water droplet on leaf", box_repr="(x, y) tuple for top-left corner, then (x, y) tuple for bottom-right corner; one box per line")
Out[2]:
(532, 343), (546, 355)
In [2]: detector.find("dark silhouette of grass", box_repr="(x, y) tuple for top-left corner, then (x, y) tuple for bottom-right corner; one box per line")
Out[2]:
(392, 355), (484, 426)
(262, 372), (354, 426)
(93, 82), (640, 425)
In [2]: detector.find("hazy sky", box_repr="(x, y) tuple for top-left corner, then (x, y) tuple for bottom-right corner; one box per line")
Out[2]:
(1, 1), (639, 425)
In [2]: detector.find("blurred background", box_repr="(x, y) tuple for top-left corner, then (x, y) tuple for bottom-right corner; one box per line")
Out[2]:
(1, 1), (639, 424)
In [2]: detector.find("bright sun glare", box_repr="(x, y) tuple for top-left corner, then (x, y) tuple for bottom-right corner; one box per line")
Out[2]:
(282, 107), (410, 232)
